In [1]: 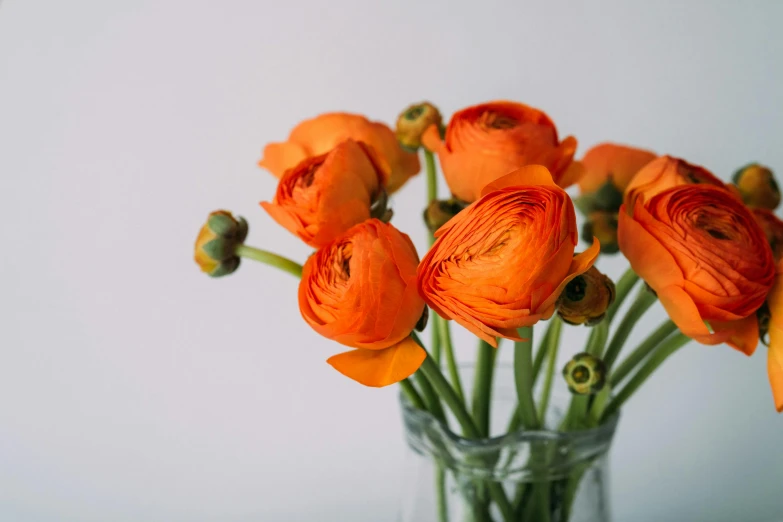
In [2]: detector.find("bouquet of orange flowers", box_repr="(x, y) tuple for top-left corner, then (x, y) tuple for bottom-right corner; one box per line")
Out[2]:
(194, 101), (782, 522)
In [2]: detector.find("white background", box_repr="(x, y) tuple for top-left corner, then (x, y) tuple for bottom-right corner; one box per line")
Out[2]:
(1, 1), (782, 521)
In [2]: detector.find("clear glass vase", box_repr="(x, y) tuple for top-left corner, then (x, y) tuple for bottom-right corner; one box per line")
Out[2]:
(398, 365), (619, 522)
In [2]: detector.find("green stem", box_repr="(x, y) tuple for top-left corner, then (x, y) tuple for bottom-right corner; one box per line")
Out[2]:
(234, 244), (303, 278)
(610, 320), (679, 388)
(586, 319), (609, 358)
(399, 378), (425, 411)
(435, 466), (448, 522)
(601, 333), (690, 421)
(425, 149), (438, 203)
(537, 317), (562, 423)
(431, 313), (442, 365)
(532, 320), (555, 385)
(417, 372), (446, 423)
(418, 352), (515, 521)
(514, 326), (539, 430)
(437, 318), (465, 405)
(602, 288), (657, 371)
(472, 340), (496, 437)
(606, 267), (640, 323)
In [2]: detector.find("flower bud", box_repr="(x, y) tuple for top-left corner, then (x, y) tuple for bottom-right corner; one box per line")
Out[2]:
(563, 352), (607, 395)
(732, 163), (780, 210)
(194, 210), (248, 277)
(758, 301), (771, 346)
(582, 211), (619, 254)
(557, 266), (616, 326)
(423, 198), (468, 235)
(396, 102), (443, 151)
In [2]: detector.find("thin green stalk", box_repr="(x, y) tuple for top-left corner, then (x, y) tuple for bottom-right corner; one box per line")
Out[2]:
(431, 313), (442, 365)
(417, 372), (446, 423)
(425, 149), (438, 204)
(437, 318), (465, 405)
(602, 288), (657, 371)
(537, 317), (563, 423)
(418, 352), (515, 521)
(601, 333), (690, 421)
(399, 378), (425, 411)
(514, 326), (539, 430)
(472, 340), (496, 437)
(586, 320), (609, 358)
(532, 320), (555, 385)
(435, 467), (448, 522)
(610, 320), (679, 388)
(234, 245), (303, 278)
(606, 267), (640, 322)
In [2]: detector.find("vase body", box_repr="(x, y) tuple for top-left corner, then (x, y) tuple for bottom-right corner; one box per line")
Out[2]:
(398, 365), (618, 522)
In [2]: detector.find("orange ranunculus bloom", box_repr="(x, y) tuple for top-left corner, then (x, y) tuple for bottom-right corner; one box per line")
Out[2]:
(259, 112), (420, 194)
(421, 101), (580, 203)
(618, 183), (775, 354)
(417, 165), (600, 346)
(298, 219), (426, 387)
(578, 143), (657, 196)
(624, 155), (727, 208)
(261, 139), (388, 248)
(753, 208), (783, 412)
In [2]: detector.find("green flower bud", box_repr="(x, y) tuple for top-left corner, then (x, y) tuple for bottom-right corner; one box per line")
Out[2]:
(557, 267), (616, 326)
(423, 198), (468, 235)
(732, 163), (780, 210)
(194, 210), (247, 277)
(396, 102), (443, 151)
(563, 352), (607, 395)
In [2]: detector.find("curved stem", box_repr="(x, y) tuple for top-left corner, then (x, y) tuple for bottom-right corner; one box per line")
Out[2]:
(586, 319), (610, 358)
(514, 326), (540, 430)
(234, 245), (303, 278)
(532, 320), (555, 385)
(437, 317), (465, 405)
(537, 317), (563, 423)
(399, 378), (425, 411)
(417, 350), (515, 521)
(606, 267), (640, 323)
(417, 372), (446, 422)
(424, 149), (438, 204)
(601, 333), (691, 421)
(610, 320), (679, 388)
(602, 288), (657, 371)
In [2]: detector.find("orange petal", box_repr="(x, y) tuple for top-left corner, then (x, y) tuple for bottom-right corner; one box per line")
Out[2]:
(768, 347), (783, 413)
(557, 159), (585, 189)
(326, 336), (426, 387)
(709, 315), (759, 356)
(479, 165), (558, 197)
(421, 124), (444, 153)
(258, 142), (309, 178)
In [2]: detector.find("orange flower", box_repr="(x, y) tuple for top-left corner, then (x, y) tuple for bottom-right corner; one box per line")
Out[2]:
(298, 219), (426, 387)
(624, 155), (727, 208)
(421, 101), (580, 203)
(417, 165), (600, 346)
(753, 208), (783, 412)
(259, 112), (420, 193)
(261, 139), (388, 248)
(618, 183), (775, 354)
(578, 143), (657, 196)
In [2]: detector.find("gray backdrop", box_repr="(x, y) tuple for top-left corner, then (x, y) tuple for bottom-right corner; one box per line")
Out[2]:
(1, 1), (781, 521)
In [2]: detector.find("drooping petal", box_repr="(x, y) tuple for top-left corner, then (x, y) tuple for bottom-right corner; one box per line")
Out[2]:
(326, 337), (426, 387)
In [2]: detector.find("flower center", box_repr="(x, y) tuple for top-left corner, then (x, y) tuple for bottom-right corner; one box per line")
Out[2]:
(478, 111), (518, 130)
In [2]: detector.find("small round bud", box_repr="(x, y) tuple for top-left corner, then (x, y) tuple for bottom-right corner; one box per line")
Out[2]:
(423, 198), (468, 235)
(194, 210), (248, 277)
(396, 102), (443, 151)
(582, 211), (619, 254)
(758, 302), (771, 346)
(732, 163), (780, 210)
(563, 353), (607, 395)
(557, 267), (616, 326)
